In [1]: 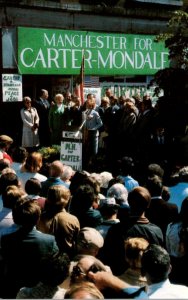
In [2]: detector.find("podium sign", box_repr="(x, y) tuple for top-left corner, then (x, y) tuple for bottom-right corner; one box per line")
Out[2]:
(61, 131), (82, 171)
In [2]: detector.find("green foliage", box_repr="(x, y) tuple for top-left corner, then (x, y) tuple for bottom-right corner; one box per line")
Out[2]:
(38, 145), (60, 161)
(156, 10), (188, 69)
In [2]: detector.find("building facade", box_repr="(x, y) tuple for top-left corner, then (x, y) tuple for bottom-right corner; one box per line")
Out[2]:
(0, 0), (183, 141)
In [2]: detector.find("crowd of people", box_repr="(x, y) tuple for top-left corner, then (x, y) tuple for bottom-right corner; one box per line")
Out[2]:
(0, 87), (188, 298)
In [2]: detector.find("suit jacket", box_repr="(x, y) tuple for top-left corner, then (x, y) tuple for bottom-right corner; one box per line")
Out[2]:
(1, 227), (58, 298)
(34, 98), (50, 146)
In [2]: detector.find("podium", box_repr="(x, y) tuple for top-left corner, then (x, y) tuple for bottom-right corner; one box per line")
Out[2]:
(60, 130), (82, 171)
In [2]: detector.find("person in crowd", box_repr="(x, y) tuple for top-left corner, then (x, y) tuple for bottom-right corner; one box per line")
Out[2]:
(1, 197), (59, 298)
(76, 227), (104, 257)
(70, 255), (109, 287)
(141, 244), (188, 298)
(106, 182), (130, 223)
(118, 237), (149, 287)
(64, 281), (104, 299)
(20, 96), (40, 152)
(41, 160), (69, 197)
(99, 171), (113, 197)
(61, 164), (75, 187)
(96, 197), (120, 239)
(16, 252), (70, 299)
(99, 186), (163, 276)
(0, 134), (13, 163)
(25, 178), (46, 209)
(87, 270), (147, 299)
(0, 159), (10, 175)
(0, 185), (26, 246)
(17, 151), (47, 190)
(118, 156), (139, 192)
(37, 185), (80, 256)
(83, 95), (103, 168)
(0, 172), (20, 211)
(69, 183), (102, 229)
(68, 170), (89, 196)
(49, 93), (67, 145)
(145, 175), (178, 238)
(168, 166), (188, 211)
(10, 146), (27, 173)
(166, 196), (188, 284)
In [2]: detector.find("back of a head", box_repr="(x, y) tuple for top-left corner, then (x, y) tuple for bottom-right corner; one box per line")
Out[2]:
(71, 184), (96, 213)
(24, 152), (43, 173)
(124, 237), (149, 269)
(61, 165), (75, 181)
(40, 252), (70, 286)
(147, 164), (164, 179)
(69, 171), (89, 195)
(46, 185), (70, 212)
(50, 160), (64, 178)
(11, 146), (27, 163)
(107, 183), (128, 205)
(25, 177), (42, 195)
(0, 172), (19, 194)
(145, 175), (163, 197)
(13, 197), (41, 228)
(2, 185), (26, 209)
(128, 186), (151, 215)
(0, 159), (10, 173)
(76, 227), (104, 255)
(141, 244), (170, 283)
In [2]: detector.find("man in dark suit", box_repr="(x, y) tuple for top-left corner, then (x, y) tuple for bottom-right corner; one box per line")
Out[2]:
(34, 89), (51, 146)
(1, 197), (59, 298)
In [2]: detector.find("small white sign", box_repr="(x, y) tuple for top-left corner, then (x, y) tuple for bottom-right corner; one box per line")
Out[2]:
(61, 140), (82, 171)
(84, 87), (101, 106)
(2, 74), (22, 102)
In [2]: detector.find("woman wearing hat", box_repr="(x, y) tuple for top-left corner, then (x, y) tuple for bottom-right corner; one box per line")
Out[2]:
(0, 134), (13, 163)
(20, 96), (40, 151)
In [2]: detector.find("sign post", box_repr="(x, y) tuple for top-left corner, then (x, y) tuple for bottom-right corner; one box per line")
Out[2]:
(60, 131), (82, 171)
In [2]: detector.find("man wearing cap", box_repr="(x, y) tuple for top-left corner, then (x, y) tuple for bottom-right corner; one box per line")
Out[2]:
(76, 227), (104, 257)
(96, 197), (120, 239)
(0, 135), (13, 163)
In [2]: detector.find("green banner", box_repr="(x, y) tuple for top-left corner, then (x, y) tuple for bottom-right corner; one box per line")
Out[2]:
(18, 27), (169, 75)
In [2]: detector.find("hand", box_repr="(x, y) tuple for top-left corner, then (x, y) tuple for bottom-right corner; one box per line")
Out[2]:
(87, 271), (130, 291)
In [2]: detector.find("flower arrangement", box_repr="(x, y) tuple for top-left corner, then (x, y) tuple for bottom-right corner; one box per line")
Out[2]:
(38, 145), (61, 162)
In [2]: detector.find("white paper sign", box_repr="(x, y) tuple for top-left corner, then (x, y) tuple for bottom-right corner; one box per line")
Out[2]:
(61, 140), (82, 171)
(2, 74), (22, 102)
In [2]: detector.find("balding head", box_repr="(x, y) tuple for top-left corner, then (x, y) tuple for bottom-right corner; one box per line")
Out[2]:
(50, 160), (64, 178)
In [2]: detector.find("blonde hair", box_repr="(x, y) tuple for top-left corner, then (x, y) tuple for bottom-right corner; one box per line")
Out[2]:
(47, 185), (71, 209)
(24, 152), (43, 173)
(124, 237), (149, 269)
